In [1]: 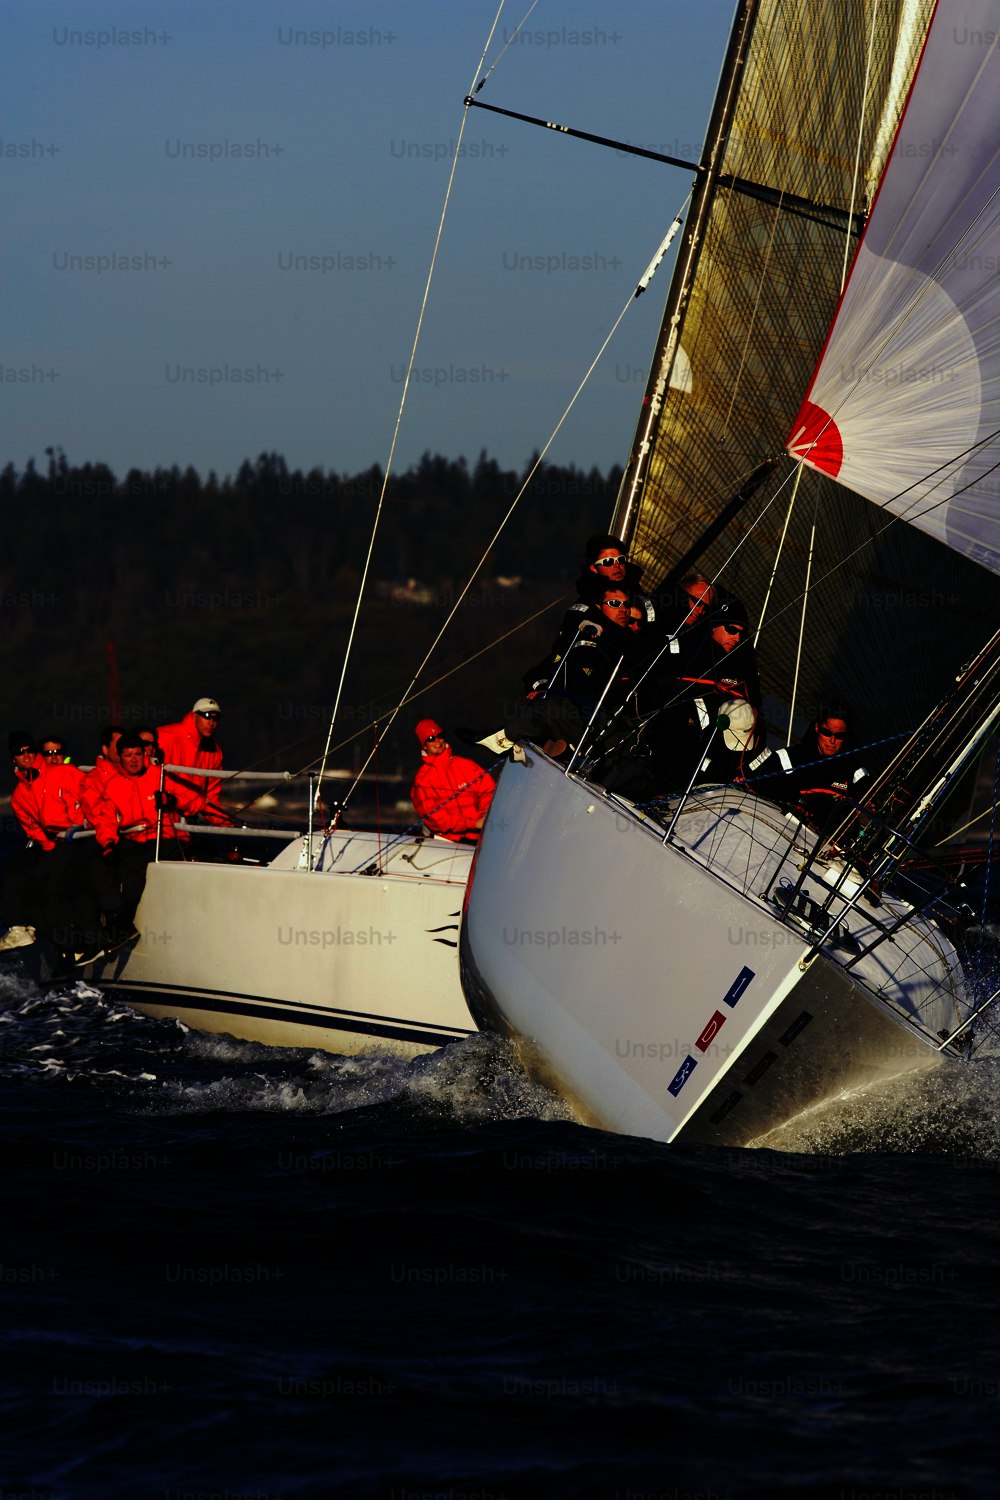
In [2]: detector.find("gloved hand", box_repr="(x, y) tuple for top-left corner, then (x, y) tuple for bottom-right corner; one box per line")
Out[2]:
(153, 791), (178, 812)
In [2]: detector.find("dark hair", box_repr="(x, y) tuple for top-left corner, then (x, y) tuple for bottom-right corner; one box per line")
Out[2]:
(816, 703), (850, 726)
(99, 723), (124, 751)
(40, 734), (67, 751)
(8, 730), (36, 758)
(135, 724), (158, 741)
(116, 731), (146, 753)
(583, 533), (627, 566)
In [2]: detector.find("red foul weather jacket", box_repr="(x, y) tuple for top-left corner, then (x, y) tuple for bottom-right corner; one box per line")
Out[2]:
(92, 764), (202, 848)
(80, 755), (119, 827)
(157, 712), (230, 824)
(410, 747), (495, 842)
(11, 758), (85, 850)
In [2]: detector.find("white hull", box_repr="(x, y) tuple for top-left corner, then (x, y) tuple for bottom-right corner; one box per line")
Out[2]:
(88, 830), (477, 1056)
(460, 749), (969, 1146)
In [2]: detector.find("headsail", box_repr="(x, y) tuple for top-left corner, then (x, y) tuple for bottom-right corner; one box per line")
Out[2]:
(789, 0), (1000, 575)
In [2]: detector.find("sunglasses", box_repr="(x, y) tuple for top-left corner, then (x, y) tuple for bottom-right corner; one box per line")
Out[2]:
(197, 711), (221, 721)
(423, 734), (445, 744)
(720, 624), (745, 635)
(603, 598), (629, 609)
(818, 726), (846, 739)
(13, 746), (34, 756)
(593, 555), (626, 568)
(686, 594), (709, 609)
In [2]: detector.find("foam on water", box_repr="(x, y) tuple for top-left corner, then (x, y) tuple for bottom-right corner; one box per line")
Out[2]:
(5, 961), (1000, 1154)
(757, 1055), (1000, 1157)
(158, 1029), (573, 1125)
(0, 963), (570, 1127)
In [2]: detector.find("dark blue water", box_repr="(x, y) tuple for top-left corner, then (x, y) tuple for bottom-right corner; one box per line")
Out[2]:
(3, 964), (1000, 1499)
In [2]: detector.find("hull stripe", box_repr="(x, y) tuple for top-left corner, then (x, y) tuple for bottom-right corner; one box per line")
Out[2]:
(99, 981), (475, 1046)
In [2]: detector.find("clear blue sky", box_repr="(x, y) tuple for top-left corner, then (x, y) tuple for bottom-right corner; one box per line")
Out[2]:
(5, 0), (734, 481)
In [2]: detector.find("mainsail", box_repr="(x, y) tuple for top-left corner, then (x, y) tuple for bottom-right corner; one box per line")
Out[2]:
(613, 0), (1000, 744)
(789, 0), (1000, 576)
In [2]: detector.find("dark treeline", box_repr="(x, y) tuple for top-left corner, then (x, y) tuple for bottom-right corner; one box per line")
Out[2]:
(2, 450), (621, 791)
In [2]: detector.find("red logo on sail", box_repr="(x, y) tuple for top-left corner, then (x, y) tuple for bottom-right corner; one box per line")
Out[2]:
(787, 400), (843, 477)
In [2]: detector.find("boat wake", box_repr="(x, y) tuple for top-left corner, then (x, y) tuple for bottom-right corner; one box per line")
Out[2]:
(4, 966), (1000, 1155)
(755, 1056), (1000, 1158)
(0, 966), (570, 1127)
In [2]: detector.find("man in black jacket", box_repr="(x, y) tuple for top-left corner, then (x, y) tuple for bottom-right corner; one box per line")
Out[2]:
(746, 704), (870, 830)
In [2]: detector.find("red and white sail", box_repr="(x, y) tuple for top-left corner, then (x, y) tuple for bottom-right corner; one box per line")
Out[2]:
(788, 0), (1000, 574)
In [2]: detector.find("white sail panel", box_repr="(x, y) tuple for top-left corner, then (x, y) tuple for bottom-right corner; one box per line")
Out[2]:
(669, 344), (692, 395)
(789, 0), (1000, 574)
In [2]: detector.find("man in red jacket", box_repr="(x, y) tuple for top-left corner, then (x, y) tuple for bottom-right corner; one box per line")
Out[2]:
(93, 731), (201, 924)
(1, 730), (88, 952)
(410, 719), (495, 843)
(157, 696), (232, 825)
(1, 733), (49, 950)
(80, 723), (124, 827)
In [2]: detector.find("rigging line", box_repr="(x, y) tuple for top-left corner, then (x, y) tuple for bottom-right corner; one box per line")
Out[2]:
(977, 729), (999, 940)
(474, 0), (538, 91)
(761, 436), (1000, 641)
(615, 459), (802, 717)
(690, 458), (803, 601)
(314, 3), (507, 804)
(230, 589), (569, 815)
(840, 0), (879, 294)
(646, 438), (1000, 729)
(788, 495), (818, 742)
(754, 464), (802, 646)
(638, 436), (1000, 732)
(881, 427), (1000, 527)
(870, 650), (1000, 803)
(338, 252), (672, 809)
(936, 800), (1000, 848)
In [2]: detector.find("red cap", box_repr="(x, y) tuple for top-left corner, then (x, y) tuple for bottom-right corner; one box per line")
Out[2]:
(415, 718), (444, 746)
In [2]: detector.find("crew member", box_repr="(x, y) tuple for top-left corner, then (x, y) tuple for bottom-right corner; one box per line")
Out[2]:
(646, 597), (762, 789)
(0, 734), (48, 951)
(578, 535), (645, 598)
(411, 720), (495, 842)
(80, 724), (124, 827)
(157, 697), (232, 825)
(0, 731), (89, 955)
(92, 731), (200, 922)
(747, 705), (870, 830)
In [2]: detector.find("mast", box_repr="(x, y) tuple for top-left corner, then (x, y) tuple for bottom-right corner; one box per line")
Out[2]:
(613, 0), (761, 547)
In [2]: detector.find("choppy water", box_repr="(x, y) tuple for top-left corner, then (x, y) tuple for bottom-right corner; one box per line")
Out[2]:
(3, 963), (1000, 1499)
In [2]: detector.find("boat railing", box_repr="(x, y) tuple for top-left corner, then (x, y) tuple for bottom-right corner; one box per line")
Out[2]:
(599, 771), (977, 1049)
(146, 765), (431, 874)
(148, 763), (316, 861)
(728, 788), (972, 1046)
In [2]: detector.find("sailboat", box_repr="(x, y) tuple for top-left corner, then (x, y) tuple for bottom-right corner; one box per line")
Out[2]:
(88, 813), (478, 1056)
(459, 0), (1000, 1145)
